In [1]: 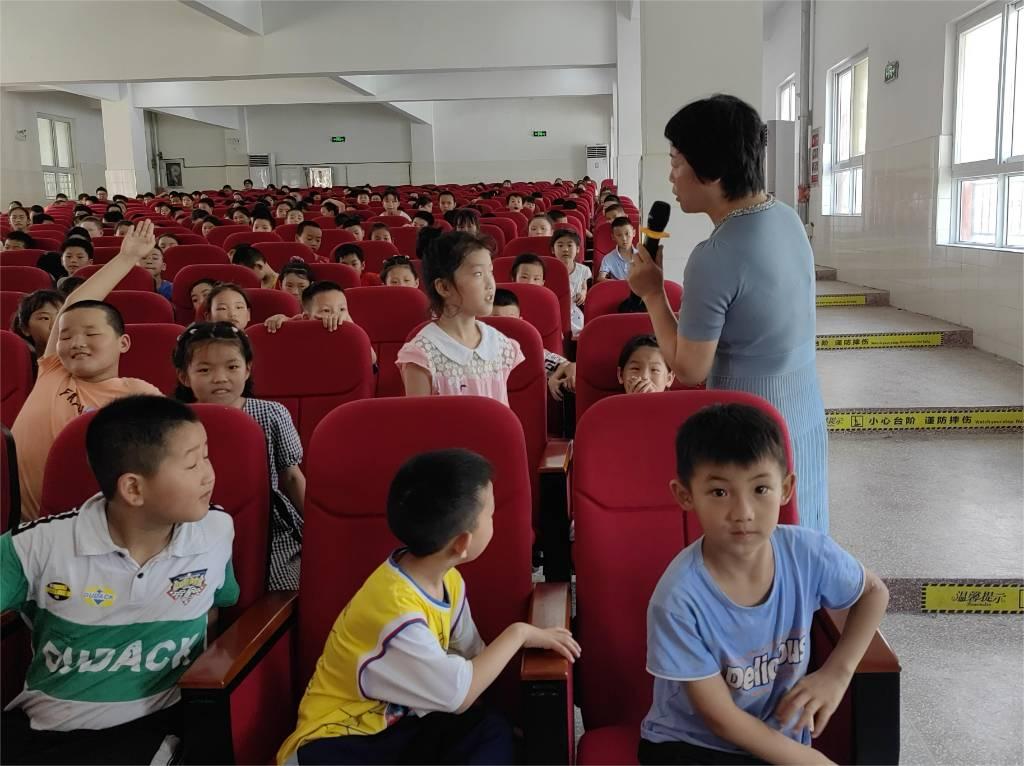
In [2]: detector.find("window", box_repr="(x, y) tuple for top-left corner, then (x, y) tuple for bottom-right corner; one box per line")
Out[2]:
(306, 167), (333, 188)
(37, 116), (75, 200)
(778, 77), (797, 122)
(951, 1), (1024, 249)
(824, 54), (868, 216)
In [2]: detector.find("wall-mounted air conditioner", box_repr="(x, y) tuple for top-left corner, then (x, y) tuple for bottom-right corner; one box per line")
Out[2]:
(247, 153), (276, 188)
(585, 144), (610, 182)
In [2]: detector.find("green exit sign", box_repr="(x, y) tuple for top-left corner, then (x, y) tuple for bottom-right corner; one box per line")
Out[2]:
(331, 135), (346, 143)
(532, 130), (547, 137)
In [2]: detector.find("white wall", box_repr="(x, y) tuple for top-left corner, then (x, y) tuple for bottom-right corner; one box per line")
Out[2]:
(154, 112), (246, 192)
(761, 0), (802, 121)
(1, 89), (106, 204)
(784, 0), (1022, 363)
(433, 96), (612, 184)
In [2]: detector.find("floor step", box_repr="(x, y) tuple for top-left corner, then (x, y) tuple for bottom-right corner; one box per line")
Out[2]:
(816, 280), (890, 307)
(816, 306), (973, 349)
(815, 265), (837, 281)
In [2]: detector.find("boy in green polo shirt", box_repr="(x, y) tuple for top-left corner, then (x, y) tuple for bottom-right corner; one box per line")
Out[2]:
(1, 395), (239, 765)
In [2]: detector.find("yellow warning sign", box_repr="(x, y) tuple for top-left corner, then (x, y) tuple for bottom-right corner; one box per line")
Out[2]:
(817, 294), (868, 307)
(921, 583), (1023, 614)
(816, 332), (945, 350)
(826, 408), (1024, 431)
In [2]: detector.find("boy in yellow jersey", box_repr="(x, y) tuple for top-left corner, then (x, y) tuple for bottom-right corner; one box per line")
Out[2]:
(277, 449), (580, 765)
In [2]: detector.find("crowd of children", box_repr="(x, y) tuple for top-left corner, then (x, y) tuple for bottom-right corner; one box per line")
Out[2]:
(0, 179), (886, 766)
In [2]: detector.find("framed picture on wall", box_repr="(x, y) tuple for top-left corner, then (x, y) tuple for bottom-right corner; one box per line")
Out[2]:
(163, 160), (184, 189)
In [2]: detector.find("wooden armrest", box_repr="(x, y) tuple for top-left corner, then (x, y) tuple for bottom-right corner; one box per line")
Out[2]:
(815, 608), (901, 674)
(179, 591), (297, 690)
(538, 438), (572, 474)
(521, 582), (572, 682)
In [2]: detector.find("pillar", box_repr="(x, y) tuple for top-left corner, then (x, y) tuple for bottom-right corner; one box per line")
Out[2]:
(100, 85), (152, 197)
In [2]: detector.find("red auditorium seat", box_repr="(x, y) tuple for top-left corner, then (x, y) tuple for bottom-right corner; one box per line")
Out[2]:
(272, 223), (299, 242)
(494, 282), (563, 355)
(104, 290), (174, 324)
(73, 264), (153, 292)
(311, 216), (336, 229)
(160, 233), (207, 246)
(503, 235), (556, 262)
(0, 265), (52, 293)
(245, 288), (300, 324)
(222, 231), (282, 252)
(118, 323), (186, 395)
(572, 392), (900, 765)
(0, 250), (46, 268)
(389, 226), (419, 256)
(552, 218), (585, 249)
(1, 427), (18, 533)
(345, 286), (431, 397)
(592, 222), (637, 263)
(246, 321), (375, 450)
(493, 255), (571, 339)
(92, 246), (122, 265)
(479, 223), (507, 255)
(583, 279), (683, 324)
(171, 264), (260, 324)
(179, 396), (573, 765)
(164, 244), (230, 280)
(254, 242), (316, 272)
(1, 291), (24, 329)
(30, 237), (60, 253)
(0, 331), (33, 427)
(351, 240), (399, 273)
(316, 228), (356, 259)
(28, 225), (65, 236)
(490, 210), (529, 235)
(368, 215), (411, 228)
(206, 225), (250, 248)
(307, 262), (360, 290)
(89, 236), (125, 249)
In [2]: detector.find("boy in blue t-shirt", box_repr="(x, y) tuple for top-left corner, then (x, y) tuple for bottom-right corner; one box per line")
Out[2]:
(641, 404), (888, 765)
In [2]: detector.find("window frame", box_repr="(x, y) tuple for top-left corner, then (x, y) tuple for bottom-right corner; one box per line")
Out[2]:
(36, 114), (76, 201)
(777, 75), (797, 122)
(950, 1), (1024, 249)
(823, 51), (869, 217)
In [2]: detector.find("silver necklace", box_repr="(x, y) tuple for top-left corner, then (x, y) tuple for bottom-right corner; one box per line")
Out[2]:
(711, 193), (776, 235)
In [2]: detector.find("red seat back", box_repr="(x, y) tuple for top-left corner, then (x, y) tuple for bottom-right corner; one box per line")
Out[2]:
(31, 237), (61, 253)
(0, 250), (45, 268)
(573, 391), (798, 731)
(493, 255), (570, 338)
(494, 282), (563, 355)
(245, 288), (300, 324)
(246, 321), (374, 450)
(37, 404), (269, 622)
(345, 287), (431, 397)
(74, 265), (153, 292)
(171, 264), (260, 324)
(253, 242), (315, 272)
(92, 247), (122, 265)
(273, 223), (299, 243)
(89, 236), (125, 249)
(1, 427), (17, 533)
(388, 226), (419, 257)
(368, 215), (410, 228)
(307, 263), (360, 290)
(478, 224), (506, 255)
(351, 240), (399, 273)
(206, 225), (250, 248)
(583, 279), (683, 324)
(490, 210), (529, 235)
(0, 265), (52, 293)
(1, 291), (24, 328)
(317, 229), (357, 259)
(164, 244), (230, 281)
(105, 290), (174, 324)
(222, 231), (282, 253)
(480, 216), (516, 245)
(160, 233), (207, 246)
(119, 323), (185, 395)
(502, 236), (551, 261)
(299, 397), (533, 700)
(592, 221), (636, 261)
(0, 331), (33, 427)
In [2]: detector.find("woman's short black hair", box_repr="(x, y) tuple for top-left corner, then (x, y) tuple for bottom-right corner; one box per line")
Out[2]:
(387, 449), (493, 556)
(664, 94), (766, 201)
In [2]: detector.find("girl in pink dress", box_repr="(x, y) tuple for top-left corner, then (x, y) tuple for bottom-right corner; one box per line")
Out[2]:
(396, 231), (523, 406)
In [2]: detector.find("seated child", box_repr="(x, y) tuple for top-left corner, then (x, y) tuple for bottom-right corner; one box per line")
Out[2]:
(550, 229), (591, 335)
(232, 208), (252, 226)
(275, 448), (580, 765)
(511, 253), (546, 286)
(618, 335), (674, 394)
(276, 201), (295, 220)
(187, 277), (219, 312)
(280, 260), (315, 300)
(527, 214), (554, 238)
(10, 289), (64, 357)
(335, 243), (383, 286)
(142, 246), (174, 300)
(492, 288), (575, 402)
(156, 233), (180, 251)
(603, 203), (626, 225)
(252, 211), (276, 232)
(640, 404), (888, 766)
(1, 395), (238, 766)
(60, 239), (94, 277)
(285, 208), (305, 226)
(506, 192), (524, 213)
(338, 216), (365, 241)
(381, 189), (411, 220)
(296, 221), (323, 255)
(598, 217), (638, 282)
(205, 283), (251, 329)
(11, 221), (163, 521)
(3, 230), (36, 250)
(232, 244), (279, 289)
(112, 220), (134, 237)
(370, 223), (393, 243)
(448, 208), (480, 234)
(355, 190), (371, 206)
(397, 232), (523, 405)
(380, 255), (419, 288)
(55, 275), (85, 296)
(173, 322), (304, 591)
(412, 211), (434, 229)
(437, 190), (457, 213)
(201, 217), (223, 238)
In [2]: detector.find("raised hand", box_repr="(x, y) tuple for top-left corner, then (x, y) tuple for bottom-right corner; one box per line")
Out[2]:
(118, 220), (156, 263)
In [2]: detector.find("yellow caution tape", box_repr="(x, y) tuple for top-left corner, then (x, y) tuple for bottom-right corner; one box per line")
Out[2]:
(921, 583), (1023, 614)
(817, 294), (868, 306)
(825, 408), (1024, 431)
(816, 332), (946, 350)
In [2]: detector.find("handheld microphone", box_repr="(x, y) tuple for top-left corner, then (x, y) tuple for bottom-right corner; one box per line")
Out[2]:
(620, 200), (672, 313)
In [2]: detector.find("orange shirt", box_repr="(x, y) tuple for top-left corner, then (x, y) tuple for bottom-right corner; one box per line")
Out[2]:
(11, 355), (161, 521)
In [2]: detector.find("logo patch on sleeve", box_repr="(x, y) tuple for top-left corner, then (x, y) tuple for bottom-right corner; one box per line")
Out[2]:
(82, 586), (116, 607)
(45, 582), (72, 601)
(167, 569), (208, 606)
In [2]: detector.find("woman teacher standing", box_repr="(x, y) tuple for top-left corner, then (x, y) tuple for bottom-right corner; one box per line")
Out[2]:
(628, 94), (829, 533)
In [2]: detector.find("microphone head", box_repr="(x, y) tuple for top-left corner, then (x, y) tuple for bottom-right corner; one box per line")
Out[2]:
(647, 200), (671, 233)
